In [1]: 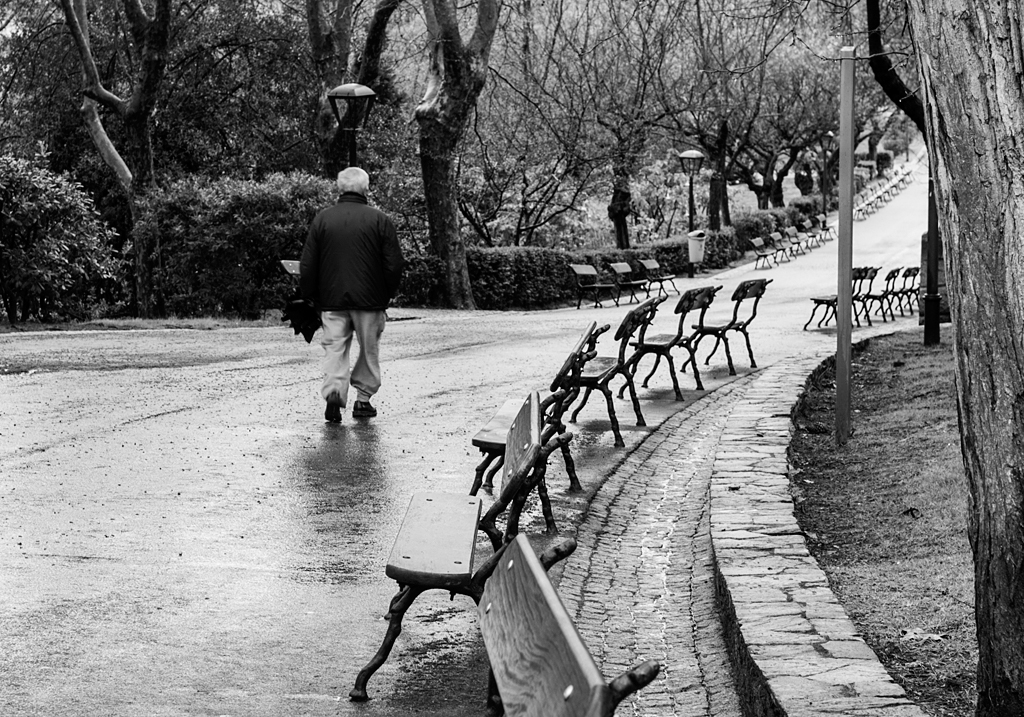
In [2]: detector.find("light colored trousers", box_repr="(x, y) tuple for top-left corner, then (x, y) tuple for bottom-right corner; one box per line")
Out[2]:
(319, 310), (386, 404)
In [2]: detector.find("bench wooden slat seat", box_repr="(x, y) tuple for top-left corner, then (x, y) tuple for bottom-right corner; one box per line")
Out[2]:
(386, 492), (483, 589)
(637, 258), (678, 297)
(570, 264), (616, 309)
(350, 391), (573, 702)
(566, 297), (664, 447)
(692, 279), (772, 375)
(479, 534), (660, 716)
(622, 285), (721, 396)
(609, 262), (648, 306)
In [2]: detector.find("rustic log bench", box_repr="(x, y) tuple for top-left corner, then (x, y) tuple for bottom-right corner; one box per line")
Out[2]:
(565, 297), (664, 447)
(349, 391), (573, 702)
(471, 324), (597, 499)
(621, 285), (721, 396)
(692, 278), (773, 375)
(479, 533), (661, 716)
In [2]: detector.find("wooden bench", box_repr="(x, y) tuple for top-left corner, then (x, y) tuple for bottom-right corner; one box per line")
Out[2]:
(637, 258), (678, 297)
(608, 262), (648, 305)
(479, 533), (660, 716)
(750, 237), (779, 269)
(565, 297), (664, 447)
(622, 285), (721, 396)
(350, 391), (573, 702)
(815, 213), (837, 241)
(569, 264), (616, 309)
(768, 231), (795, 262)
(692, 278), (773, 375)
(784, 225), (811, 255)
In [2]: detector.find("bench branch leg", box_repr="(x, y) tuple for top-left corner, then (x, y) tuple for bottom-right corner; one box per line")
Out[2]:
(482, 455), (504, 492)
(616, 374), (646, 427)
(350, 584), (427, 702)
(470, 452), (500, 496)
(598, 386), (626, 447)
(609, 660), (662, 710)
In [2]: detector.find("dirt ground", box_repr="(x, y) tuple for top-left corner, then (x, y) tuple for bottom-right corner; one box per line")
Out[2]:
(788, 328), (977, 717)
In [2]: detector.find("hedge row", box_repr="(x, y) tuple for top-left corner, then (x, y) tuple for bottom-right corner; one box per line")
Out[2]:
(134, 172), (820, 315)
(398, 206), (823, 310)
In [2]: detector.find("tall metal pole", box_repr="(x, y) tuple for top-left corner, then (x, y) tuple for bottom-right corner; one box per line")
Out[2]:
(687, 175), (696, 232)
(836, 47), (856, 446)
(924, 171), (941, 344)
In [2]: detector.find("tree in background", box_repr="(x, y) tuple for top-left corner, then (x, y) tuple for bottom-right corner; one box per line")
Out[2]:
(903, 1), (1024, 713)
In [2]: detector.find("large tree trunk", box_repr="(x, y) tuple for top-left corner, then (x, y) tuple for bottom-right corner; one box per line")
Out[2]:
(906, 3), (1024, 715)
(420, 122), (475, 308)
(412, 0), (500, 309)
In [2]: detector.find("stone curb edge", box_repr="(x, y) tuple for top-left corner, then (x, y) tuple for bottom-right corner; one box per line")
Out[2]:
(709, 353), (928, 717)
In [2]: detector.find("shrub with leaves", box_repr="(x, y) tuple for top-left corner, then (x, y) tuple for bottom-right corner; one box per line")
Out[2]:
(0, 155), (118, 324)
(135, 172), (336, 318)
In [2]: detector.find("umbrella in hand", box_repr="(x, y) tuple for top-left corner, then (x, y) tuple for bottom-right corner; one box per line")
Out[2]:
(282, 294), (321, 343)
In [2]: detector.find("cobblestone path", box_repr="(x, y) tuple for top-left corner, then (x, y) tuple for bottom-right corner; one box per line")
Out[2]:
(558, 378), (753, 717)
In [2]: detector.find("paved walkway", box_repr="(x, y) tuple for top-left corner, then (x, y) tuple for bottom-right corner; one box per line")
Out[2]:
(553, 162), (932, 716)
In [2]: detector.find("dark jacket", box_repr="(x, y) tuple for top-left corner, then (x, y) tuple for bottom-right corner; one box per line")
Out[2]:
(299, 193), (404, 311)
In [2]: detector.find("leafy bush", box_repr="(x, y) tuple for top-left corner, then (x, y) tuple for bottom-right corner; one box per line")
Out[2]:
(0, 155), (119, 323)
(394, 253), (445, 307)
(136, 172), (336, 318)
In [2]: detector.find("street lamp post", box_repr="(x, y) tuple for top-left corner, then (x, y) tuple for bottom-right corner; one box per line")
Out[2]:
(678, 150), (705, 278)
(820, 130), (836, 216)
(326, 83), (377, 168)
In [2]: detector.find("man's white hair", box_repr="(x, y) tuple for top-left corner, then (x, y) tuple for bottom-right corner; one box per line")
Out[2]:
(337, 167), (370, 195)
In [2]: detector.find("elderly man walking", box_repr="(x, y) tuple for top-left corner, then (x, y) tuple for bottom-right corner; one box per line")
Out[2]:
(300, 167), (405, 422)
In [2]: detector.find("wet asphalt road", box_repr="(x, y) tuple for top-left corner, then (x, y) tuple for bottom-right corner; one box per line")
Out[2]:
(0, 161), (928, 717)
(1, 310), (727, 717)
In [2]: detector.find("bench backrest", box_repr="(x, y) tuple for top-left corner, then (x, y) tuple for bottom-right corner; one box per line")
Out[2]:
(728, 279), (772, 328)
(551, 322), (598, 393)
(670, 285), (720, 343)
(900, 266), (920, 289)
(609, 262), (632, 276)
(280, 259), (301, 276)
(613, 296), (665, 358)
(638, 258), (660, 272)
(569, 264), (599, 278)
(479, 533), (608, 717)
(500, 391), (543, 494)
(477, 392), (544, 549)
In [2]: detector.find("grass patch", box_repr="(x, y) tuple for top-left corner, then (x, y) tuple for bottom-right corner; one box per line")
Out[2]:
(789, 328), (976, 717)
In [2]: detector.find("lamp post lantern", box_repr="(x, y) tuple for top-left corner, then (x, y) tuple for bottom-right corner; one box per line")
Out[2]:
(326, 83), (376, 168)
(820, 130), (836, 215)
(678, 150), (705, 278)
(678, 149), (705, 233)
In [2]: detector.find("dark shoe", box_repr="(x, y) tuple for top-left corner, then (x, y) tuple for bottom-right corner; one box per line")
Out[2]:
(352, 400), (377, 418)
(325, 391), (343, 423)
